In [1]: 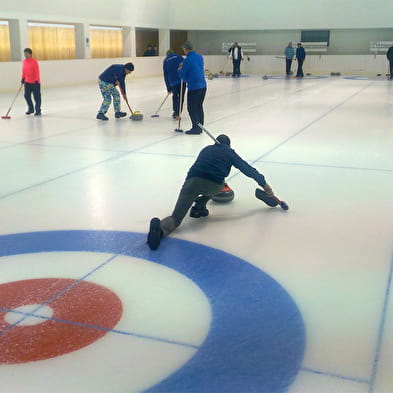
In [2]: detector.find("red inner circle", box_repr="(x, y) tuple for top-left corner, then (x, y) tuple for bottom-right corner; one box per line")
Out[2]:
(0, 278), (123, 364)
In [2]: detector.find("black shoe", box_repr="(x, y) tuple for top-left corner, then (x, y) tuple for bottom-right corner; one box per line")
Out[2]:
(190, 206), (209, 218)
(185, 128), (202, 135)
(26, 109), (34, 115)
(96, 113), (109, 121)
(34, 111), (41, 116)
(147, 218), (162, 250)
(115, 111), (127, 118)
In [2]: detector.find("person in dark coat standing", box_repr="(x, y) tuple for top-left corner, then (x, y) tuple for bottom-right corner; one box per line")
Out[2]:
(295, 43), (306, 78)
(228, 42), (244, 77)
(147, 134), (275, 250)
(163, 50), (185, 119)
(386, 44), (393, 80)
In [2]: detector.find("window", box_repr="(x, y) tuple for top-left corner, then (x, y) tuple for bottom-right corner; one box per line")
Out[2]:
(0, 20), (11, 61)
(301, 30), (330, 46)
(136, 28), (159, 57)
(90, 26), (123, 58)
(28, 22), (76, 60)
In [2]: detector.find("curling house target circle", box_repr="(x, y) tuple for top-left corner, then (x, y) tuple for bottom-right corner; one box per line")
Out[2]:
(0, 230), (305, 393)
(0, 278), (122, 364)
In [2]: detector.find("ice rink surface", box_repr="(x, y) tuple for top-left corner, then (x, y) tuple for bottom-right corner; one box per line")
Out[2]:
(0, 74), (392, 393)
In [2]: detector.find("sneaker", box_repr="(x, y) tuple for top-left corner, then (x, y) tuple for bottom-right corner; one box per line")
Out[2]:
(185, 128), (202, 135)
(26, 109), (34, 115)
(147, 217), (162, 250)
(96, 113), (109, 121)
(190, 206), (209, 218)
(115, 111), (127, 118)
(34, 111), (41, 116)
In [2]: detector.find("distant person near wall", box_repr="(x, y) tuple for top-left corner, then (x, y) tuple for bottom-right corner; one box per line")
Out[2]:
(163, 49), (185, 119)
(178, 41), (207, 135)
(285, 42), (295, 76)
(21, 48), (41, 116)
(387, 44), (393, 80)
(295, 43), (306, 78)
(228, 42), (244, 77)
(153, 45), (159, 56)
(143, 45), (156, 56)
(96, 63), (134, 121)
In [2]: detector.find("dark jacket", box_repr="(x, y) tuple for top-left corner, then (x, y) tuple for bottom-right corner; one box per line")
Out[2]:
(163, 53), (183, 91)
(99, 64), (127, 94)
(186, 143), (266, 186)
(296, 46), (306, 61)
(387, 46), (393, 61)
(228, 45), (243, 61)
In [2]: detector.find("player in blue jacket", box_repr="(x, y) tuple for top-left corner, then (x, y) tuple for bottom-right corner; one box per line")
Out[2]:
(96, 63), (134, 120)
(163, 50), (185, 119)
(178, 41), (207, 134)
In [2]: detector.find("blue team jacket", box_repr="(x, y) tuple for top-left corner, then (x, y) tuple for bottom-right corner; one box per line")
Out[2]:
(178, 51), (206, 91)
(163, 53), (183, 91)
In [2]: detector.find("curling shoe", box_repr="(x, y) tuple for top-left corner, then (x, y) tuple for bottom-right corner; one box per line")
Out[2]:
(96, 112), (109, 120)
(185, 127), (202, 135)
(115, 111), (127, 118)
(147, 217), (162, 250)
(190, 206), (209, 218)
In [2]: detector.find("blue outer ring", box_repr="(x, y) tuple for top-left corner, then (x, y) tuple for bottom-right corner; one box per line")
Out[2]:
(0, 230), (305, 393)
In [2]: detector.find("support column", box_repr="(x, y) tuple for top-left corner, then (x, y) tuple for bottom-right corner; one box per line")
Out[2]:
(123, 26), (134, 58)
(159, 28), (170, 56)
(75, 23), (90, 59)
(8, 19), (29, 61)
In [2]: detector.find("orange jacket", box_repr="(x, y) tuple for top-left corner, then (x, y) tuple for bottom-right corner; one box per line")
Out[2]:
(22, 57), (40, 84)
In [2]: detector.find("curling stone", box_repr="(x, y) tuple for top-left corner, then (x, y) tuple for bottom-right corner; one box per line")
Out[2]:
(208, 73), (214, 80)
(262, 75), (268, 80)
(213, 73), (219, 78)
(130, 111), (143, 121)
(211, 183), (235, 203)
(225, 72), (231, 77)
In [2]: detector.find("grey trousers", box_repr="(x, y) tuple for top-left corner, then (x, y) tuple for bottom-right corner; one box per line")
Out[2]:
(161, 177), (223, 237)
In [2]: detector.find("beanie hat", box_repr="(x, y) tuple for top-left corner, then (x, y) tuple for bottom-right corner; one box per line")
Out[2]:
(216, 134), (231, 146)
(124, 62), (134, 71)
(182, 41), (193, 50)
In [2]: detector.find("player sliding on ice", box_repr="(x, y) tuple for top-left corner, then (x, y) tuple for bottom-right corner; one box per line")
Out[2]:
(147, 133), (276, 250)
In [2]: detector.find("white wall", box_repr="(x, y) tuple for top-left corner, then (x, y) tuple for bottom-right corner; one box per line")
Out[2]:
(1, 54), (389, 92)
(0, 0), (170, 27)
(169, 0), (393, 30)
(0, 57), (164, 92)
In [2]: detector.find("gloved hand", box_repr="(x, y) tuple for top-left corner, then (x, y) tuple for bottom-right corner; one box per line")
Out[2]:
(21, 78), (25, 84)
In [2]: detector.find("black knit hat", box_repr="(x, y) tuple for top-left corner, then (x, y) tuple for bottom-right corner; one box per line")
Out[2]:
(124, 62), (134, 71)
(216, 134), (231, 146)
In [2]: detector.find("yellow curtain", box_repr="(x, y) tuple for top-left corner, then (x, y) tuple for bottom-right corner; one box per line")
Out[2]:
(90, 28), (122, 58)
(0, 24), (11, 61)
(29, 25), (76, 60)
